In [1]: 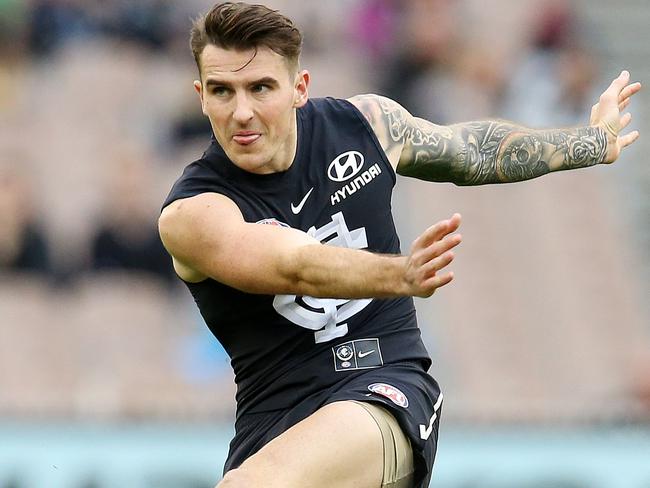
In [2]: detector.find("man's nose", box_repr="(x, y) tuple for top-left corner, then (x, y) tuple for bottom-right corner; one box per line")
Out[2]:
(232, 93), (254, 124)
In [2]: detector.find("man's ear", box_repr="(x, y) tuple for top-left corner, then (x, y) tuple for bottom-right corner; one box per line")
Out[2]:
(194, 80), (207, 115)
(293, 70), (310, 108)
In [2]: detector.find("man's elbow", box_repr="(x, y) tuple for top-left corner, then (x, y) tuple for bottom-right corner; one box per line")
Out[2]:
(158, 205), (179, 248)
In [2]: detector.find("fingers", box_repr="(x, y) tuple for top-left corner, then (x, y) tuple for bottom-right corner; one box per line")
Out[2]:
(591, 72), (640, 158)
(600, 71), (633, 106)
(415, 232), (462, 267)
(617, 109), (639, 149)
(421, 271), (454, 296)
(407, 214), (462, 297)
(411, 232), (461, 296)
(619, 98), (630, 111)
(619, 130), (640, 148)
(414, 213), (461, 249)
(619, 81), (642, 102)
(421, 246), (457, 276)
(594, 82), (639, 120)
(618, 81), (641, 112)
(609, 70), (631, 93)
(620, 112), (633, 131)
(596, 77), (640, 112)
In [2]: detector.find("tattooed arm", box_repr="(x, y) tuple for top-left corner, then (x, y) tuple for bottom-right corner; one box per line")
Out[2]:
(349, 71), (640, 185)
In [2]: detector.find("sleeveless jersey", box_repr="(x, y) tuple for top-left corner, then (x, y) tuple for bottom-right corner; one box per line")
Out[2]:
(162, 97), (432, 418)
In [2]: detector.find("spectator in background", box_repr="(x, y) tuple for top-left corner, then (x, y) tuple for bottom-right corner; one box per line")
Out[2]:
(0, 0), (26, 56)
(102, 0), (175, 51)
(171, 98), (214, 147)
(374, 0), (508, 123)
(88, 151), (175, 285)
(27, 0), (94, 57)
(0, 164), (52, 277)
(377, 0), (457, 116)
(26, 0), (185, 58)
(350, 0), (397, 63)
(502, 0), (598, 127)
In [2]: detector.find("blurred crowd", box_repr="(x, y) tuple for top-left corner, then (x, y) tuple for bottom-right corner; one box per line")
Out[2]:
(0, 0), (201, 285)
(0, 0), (600, 286)
(1, 0), (649, 423)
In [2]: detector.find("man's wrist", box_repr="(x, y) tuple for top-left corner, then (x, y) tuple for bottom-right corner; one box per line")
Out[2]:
(390, 255), (412, 297)
(559, 126), (609, 169)
(593, 124), (614, 164)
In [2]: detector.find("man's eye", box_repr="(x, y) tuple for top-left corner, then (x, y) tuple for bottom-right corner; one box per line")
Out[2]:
(211, 86), (230, 96)
(252, 84), (270, 93)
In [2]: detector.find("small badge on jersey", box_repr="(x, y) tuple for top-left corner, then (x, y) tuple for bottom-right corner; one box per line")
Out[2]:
(368, 383), (409, 408)
(333, 338), (383, 372)
(256, 218), (290, 228)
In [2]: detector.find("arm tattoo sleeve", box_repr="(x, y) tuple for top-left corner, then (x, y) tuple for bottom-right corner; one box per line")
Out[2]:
(376, 97), (609, 185)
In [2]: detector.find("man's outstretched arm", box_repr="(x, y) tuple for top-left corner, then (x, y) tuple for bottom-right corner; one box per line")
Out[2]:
(350, 71), (641, 185)
(159, 193), (462, 299)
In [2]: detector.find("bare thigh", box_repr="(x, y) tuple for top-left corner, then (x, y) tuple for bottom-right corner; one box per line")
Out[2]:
(217, 401), (384, 488)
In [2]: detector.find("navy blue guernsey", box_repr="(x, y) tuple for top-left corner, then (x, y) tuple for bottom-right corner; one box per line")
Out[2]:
(163, 97), (432, 418)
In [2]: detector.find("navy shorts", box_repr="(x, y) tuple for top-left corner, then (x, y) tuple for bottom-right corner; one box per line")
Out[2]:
(224, 362), (443, 488)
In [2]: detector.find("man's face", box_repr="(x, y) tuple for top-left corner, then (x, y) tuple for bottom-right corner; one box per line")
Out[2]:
(195, 45), (309, 174)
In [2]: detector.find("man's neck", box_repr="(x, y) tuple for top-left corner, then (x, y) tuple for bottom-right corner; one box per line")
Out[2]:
(258, 111), (299, 174)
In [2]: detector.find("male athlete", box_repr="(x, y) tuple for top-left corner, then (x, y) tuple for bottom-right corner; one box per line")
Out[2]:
(158, 3), (641, 488)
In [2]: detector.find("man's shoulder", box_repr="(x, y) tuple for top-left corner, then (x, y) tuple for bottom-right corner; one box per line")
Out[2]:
(297, 97), (370, 138)
(161, 144), (225, 212)
(300, 97), (358, 117)
(344, 95), (409, 171)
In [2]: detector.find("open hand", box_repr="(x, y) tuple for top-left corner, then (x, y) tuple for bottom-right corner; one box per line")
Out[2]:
(405, 213), (462, 298)
(590, 70), (642, 163)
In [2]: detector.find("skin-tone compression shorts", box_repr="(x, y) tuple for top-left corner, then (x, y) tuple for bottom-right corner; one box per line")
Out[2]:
(353, 401), (415, 488)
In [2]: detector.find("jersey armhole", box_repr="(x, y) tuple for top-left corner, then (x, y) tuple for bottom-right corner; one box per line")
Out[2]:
(341, 99), (397, 186)
(173, 257), (209, 284)
(161, 186), (240, 285)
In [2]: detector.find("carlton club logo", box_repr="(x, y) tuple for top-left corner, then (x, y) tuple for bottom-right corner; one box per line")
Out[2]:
(272, 212), (372, 344)
(335, 345), (354, 362)
(328, 151), (365, 182)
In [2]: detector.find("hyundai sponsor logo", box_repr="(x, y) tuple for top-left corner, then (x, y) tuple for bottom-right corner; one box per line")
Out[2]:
(328, 151), (364, 182)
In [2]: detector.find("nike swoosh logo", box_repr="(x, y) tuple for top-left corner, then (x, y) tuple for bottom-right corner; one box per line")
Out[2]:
(358, 350), (375, 358)
(291, 187), (314, 214)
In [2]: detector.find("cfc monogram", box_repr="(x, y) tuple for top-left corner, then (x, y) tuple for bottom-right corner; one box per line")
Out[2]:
(273, 212), (372, 343)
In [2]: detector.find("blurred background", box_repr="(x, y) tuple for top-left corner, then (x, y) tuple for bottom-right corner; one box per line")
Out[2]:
(1, 0), (649, 486)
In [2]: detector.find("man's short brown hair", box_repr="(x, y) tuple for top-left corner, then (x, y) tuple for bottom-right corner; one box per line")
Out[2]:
(190, 2), (303, 75)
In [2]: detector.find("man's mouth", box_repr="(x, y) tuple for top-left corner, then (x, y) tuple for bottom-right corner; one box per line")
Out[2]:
(233, 132), (261, 146)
